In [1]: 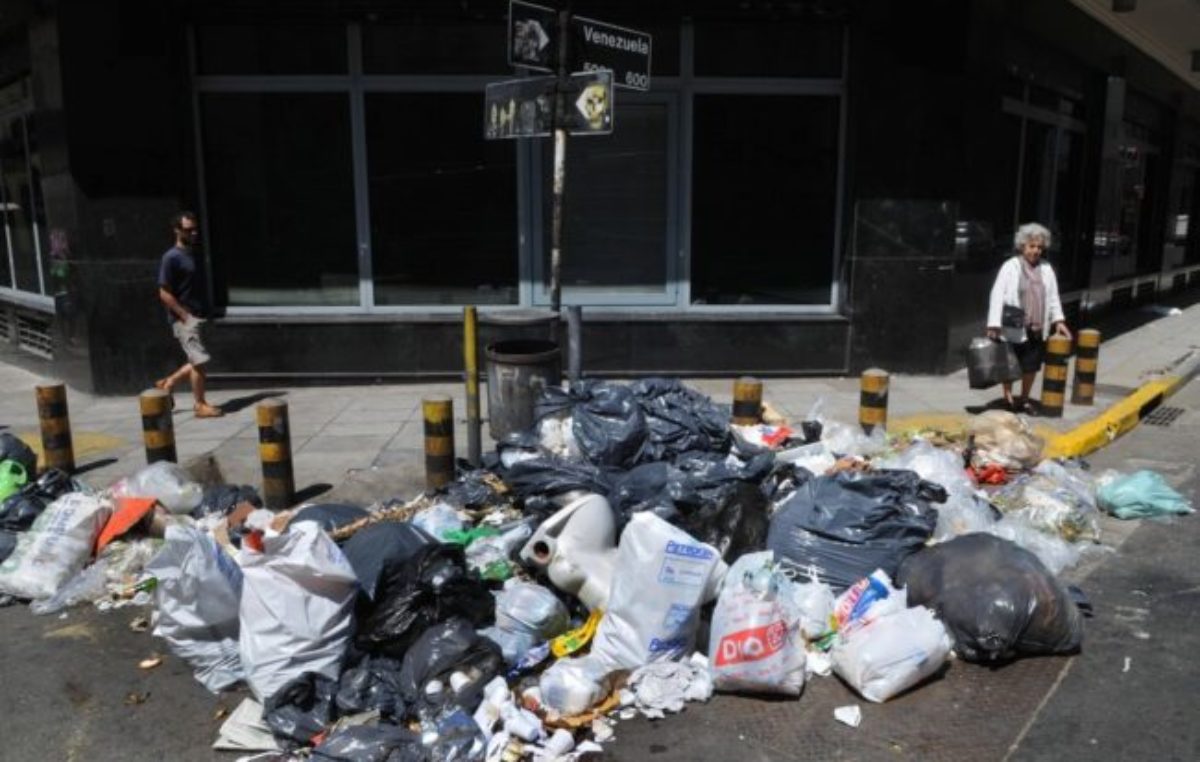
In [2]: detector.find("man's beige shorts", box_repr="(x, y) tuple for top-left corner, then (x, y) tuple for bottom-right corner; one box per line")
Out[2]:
(172, 317), (211, 366)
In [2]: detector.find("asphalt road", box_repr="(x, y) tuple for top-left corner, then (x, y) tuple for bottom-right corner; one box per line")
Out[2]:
(1, 381), (1197, 761)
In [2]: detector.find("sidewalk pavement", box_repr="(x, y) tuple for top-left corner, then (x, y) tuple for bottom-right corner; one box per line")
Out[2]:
(2, 300), (1199, 497)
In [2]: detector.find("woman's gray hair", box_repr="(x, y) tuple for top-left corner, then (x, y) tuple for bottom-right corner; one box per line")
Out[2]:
(1014, 222), (1052, 251)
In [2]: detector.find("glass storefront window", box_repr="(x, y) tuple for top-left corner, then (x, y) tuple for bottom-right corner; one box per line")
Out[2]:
(363, 20), (507, 75)
(196, 25), (347, 75)
(0, 114), (46, 294)
(540, 101), (670, 298)
(691, 95), (839, 305)
(200, 93), (358, 306)
(694, 20), (842, 78)
(365, 94), (518, 305)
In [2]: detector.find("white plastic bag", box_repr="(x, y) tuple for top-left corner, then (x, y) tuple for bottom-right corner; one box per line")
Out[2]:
(790, 579), (836, 641)
(114, 462), (203, 515)
(238, 521), (357, 701)
(709, 552), (805, 695)
(146, 525), (245, 692)
(538, 655), (614, 716)
(29, 558), (110, 615)
(590, 513), (725, 670)
(410, 502), (465, 539)
(0, 493), (112, 600)
(832, 605), (951, 703)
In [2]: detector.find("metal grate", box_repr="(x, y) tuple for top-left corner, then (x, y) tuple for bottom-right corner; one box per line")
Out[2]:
(0, 309), (10, 343)
(15, 312), (52, 359)
(1143, 405), (1185, 426)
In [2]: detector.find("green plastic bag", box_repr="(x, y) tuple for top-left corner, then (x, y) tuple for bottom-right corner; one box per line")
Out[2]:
(1096, 470), (1194, 519)
(0, 459), (28, 501)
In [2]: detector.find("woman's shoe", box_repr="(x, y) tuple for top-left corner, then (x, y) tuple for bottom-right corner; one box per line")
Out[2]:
(194, 402), (224, 418)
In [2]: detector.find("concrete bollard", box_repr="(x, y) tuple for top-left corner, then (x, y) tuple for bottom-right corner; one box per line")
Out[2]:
(731, 377), (763, 425)
(1071, 329), (1101, 405)
(1041, 336), (1072, 418)
(423, 396), (455, 492)
(257, 399), (295, 510)
(35, 383), (75, 473)
(139, 389), (177, 464)
(859, 368), (889, 434)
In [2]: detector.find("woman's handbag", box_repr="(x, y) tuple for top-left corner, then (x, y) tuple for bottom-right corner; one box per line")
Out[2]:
(966, 337), (1022, 389)
(1001, 304), (1026, 343)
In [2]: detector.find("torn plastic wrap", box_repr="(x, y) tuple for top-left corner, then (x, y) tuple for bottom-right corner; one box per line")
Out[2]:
(111, 461), (204, 515)
(141, 525), (242, 691)
(238, 521), (358, 702)
(766, 470), (941, 592)
(898, 533), (1085, 662)
(967, 410), (1044, 470)
(355, 543), (495, 659)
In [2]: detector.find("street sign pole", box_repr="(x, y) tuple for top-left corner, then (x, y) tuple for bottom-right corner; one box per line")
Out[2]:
(549, 6), (571, 342)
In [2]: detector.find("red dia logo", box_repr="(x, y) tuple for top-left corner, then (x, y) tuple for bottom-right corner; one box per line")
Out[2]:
(715, 621), (787, 667)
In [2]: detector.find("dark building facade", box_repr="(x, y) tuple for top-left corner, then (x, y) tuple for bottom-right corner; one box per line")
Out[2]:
(1, 0), (1198, 392)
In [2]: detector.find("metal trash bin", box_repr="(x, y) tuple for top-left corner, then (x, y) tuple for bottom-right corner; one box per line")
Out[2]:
(486, 339), (562, 440)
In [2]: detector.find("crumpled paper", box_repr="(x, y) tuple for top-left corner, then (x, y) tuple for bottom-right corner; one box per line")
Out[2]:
(624, 654), (713, 719)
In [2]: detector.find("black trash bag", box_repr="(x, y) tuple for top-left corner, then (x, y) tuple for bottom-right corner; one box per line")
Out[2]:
(291, 503), (371, 533)
(438, 467), (508, 510)
(0, 468), (87, 532)
(629, 378), (732, 460)
(335, 654), (407, 719)
(498, 456), (613, 505)
(399, 617), (504, 710)
(898, 533), (1085, 663)
(532, 381), (647, 468)
(312, 723), (427, 762)
(428, 707), (487, 761)
(356, 544), (495, 659)
(0, 529), (16, 564)
(766, 469), (942, 592)
(761, 462), (816, 503)
(341, 522), (436, 601)
(264, 672), (338, 749)
(194, 484), (263, 519)
(0, 433), (36, 477)
(608, 451), (773, 560)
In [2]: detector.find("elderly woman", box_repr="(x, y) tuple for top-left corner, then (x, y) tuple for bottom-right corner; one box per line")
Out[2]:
(986, 223), (1072, 413)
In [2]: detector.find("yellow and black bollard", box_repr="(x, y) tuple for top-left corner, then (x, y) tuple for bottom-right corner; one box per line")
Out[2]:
(140, 389), (176, 464)
(423, 396), (455, 492)
(731, 377), (763, 425)
(257, 399), (295, 510)
(859, 368), (889, 434)
(1071, 329), (1101, 406)
(1040, 336), (1072, 418)
(36, 383), (75, 473)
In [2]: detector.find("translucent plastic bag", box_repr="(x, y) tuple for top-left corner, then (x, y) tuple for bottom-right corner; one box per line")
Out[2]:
(479, 580), (570, 663)
(709, 552), (806, 696)
(410, 502), (465, 540)
(831, 604), (951, 702)
(1096, 470), (1194, 519)
(114, 462), (204, 515)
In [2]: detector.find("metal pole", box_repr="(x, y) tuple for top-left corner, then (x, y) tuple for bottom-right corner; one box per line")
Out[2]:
(549, 7), (572, 344)
(859, 368), (890, 434)
(463, 306), (482, 467)
(423, 396), (455, 492)
(731, 377), (763, 425)
(139, 389), (176, 464)
(566, 305), (582, 384)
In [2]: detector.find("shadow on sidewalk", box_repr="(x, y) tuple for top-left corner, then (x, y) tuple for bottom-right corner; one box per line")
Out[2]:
(1087, 290), (1200, 343)
(218, 390), (288, 414)
(73, 457), (118, 477)
(964, 397), (1014, 415)
(294, 482), (333, 503)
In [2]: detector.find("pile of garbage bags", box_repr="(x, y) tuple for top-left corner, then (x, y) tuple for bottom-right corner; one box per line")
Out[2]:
(0, 378), (1193, 761)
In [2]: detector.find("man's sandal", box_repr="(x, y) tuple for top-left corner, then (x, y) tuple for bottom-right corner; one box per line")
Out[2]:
(194, 403), (224, 418)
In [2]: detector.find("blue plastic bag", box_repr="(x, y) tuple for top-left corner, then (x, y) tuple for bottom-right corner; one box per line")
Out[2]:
(1096, 470), (1194, 519)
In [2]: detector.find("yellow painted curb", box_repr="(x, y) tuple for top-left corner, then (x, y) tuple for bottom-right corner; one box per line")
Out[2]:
(15, 430), (128, 470)
(1043, 376), (1182, 459)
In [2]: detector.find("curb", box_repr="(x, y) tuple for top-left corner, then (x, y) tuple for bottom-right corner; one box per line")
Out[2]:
(1043, 350), (1200, 459)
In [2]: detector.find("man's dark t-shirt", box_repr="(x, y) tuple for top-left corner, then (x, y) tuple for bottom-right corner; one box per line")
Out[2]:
(158, 246), (208, 324)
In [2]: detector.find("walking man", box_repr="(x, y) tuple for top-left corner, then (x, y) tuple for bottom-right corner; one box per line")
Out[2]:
(155, 211), (223, 418)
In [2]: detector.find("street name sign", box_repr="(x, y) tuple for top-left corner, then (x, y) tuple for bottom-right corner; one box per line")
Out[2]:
(484, 69), (613, 140)
(506, 1), (652, 91)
